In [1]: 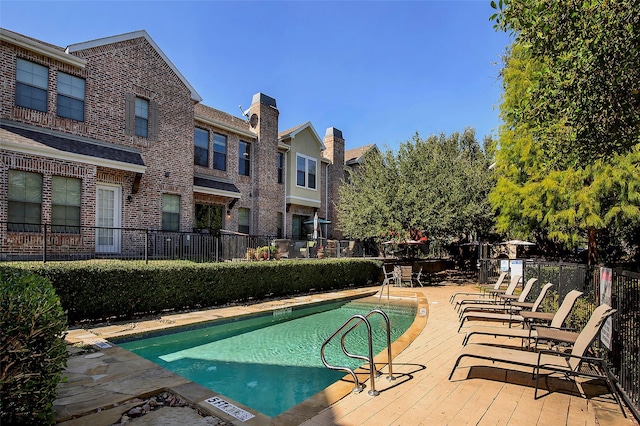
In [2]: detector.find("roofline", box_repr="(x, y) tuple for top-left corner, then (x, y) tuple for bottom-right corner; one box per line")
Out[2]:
(195, 114), (256, 139)
(0, 28), (87, 69)
(66, 30), (202, 102)
(280, 121), (326, 151)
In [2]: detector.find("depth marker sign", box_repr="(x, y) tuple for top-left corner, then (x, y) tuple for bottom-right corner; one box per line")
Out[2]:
(205, 396), (255, 422)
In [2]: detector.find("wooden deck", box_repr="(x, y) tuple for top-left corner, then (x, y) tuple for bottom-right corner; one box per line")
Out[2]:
(302, 284), (635, 426)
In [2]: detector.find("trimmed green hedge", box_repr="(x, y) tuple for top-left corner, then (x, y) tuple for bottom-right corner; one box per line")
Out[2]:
(0, 269), (68, 425)
(0, 259), (382, 323)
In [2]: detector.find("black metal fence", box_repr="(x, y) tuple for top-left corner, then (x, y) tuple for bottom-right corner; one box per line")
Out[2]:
(0, 222), (360, 263)
(479, 257), (640, 420)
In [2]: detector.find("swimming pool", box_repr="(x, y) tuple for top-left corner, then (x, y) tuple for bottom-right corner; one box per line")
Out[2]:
(114, 296), (417, 418)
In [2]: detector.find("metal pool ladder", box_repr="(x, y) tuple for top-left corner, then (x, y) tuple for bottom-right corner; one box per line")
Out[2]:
(320, 309), (395, 396)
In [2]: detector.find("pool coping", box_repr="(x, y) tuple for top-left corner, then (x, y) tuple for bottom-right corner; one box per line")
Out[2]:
(59, 287), (427, 425)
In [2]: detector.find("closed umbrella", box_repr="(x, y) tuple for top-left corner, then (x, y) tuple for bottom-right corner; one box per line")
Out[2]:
(313, 212), (318, 240)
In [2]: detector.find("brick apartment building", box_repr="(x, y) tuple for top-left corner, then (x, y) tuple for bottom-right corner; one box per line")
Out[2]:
(0, 28), (375, 258)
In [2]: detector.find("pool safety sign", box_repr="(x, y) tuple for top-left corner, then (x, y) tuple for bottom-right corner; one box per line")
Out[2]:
(205, 396), (255, 422)
(599, 267), (613, 350)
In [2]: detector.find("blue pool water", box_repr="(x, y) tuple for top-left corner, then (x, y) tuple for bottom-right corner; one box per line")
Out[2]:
(114, 296), (416, 417)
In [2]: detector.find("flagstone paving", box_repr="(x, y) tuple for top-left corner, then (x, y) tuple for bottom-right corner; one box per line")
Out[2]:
(56, 281), (636, 425)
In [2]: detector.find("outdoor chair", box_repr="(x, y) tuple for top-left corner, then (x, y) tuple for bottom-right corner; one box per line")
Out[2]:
(399, 265), (415, 287)
(378, 264), (399, 303)
(455, 274), (522, 311)
(461, 283), (574, 346)
(458, 278), (537, 318)
(412, 264), (425, 287)
(449, 304), (625, 416)
(449, 272), (508, 304)
(458, 287), (582, 333)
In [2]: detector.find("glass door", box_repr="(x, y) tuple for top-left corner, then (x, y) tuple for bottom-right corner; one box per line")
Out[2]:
(96, 184), (121, 253)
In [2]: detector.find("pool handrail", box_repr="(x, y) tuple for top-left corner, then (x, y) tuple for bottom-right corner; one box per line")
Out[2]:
(340, 309), (394, 381)
(320, 309), (395, 397)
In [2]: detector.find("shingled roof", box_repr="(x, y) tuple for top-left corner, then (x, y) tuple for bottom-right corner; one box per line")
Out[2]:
(193, 175), (241, 198)
(1, 121), (145, 173)
(345, 144), (378, 165)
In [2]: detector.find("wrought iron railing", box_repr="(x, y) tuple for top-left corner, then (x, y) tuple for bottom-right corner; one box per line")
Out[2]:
(479, 257), (640, 420)
(0, 222), (358, 263)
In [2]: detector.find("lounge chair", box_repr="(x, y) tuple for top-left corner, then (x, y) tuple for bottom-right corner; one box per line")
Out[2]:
(458, 278), (538, 317)
(458, 288), (582, 332)
(449, 304), (625, 416)
(449, 272), (508, 304)
(461, 283), (576, 346)
(455, 274), (522, 311)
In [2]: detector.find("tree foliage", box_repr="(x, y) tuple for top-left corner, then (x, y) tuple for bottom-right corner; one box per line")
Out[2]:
(492, 0), (640, 167)
(490, 34), (640, 265)
(337, 129), (495, 245)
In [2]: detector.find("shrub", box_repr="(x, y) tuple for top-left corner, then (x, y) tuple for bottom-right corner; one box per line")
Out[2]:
(0, 269), (68, 425)
(1, 259), (382, 324)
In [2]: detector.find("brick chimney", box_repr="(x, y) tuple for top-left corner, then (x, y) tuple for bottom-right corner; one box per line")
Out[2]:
(324, 127), (345, 239)
(248, 93), (280, 235)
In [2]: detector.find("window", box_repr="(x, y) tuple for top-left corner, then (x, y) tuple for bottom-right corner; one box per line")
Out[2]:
(7, 170), (42, 232)
(51, 176), (81, 233)
(277, 212), (283, 238)
(57, 72), (85, 121)
(213, 133), (227, 171)
(16, 58), (48, 112)
(239, 141), (250, 176)
(125, 94), (158, 140)
(292, 214), (307, 240)
(238, 208), (250, 234)
(194, 128), (209, 167)
(162, 194), (180, 231)
(277, 152), (284, 183)
(296, 154), (317, 189)
(195, 204), (223, 234)
(135, 98), (149, 138)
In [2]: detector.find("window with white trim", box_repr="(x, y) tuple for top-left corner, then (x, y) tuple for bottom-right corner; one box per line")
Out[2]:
(16, 58), (48, 112)
(296, 154), (317, 189)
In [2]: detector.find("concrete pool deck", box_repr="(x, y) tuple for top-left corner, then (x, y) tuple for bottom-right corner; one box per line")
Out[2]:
(56, 282), (635, 425)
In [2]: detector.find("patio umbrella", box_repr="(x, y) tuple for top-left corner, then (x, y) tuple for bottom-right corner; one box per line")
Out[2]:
(303, 214), (331, 241)
(499, 240), (535, 246)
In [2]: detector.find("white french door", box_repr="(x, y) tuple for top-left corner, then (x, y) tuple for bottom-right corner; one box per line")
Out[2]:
(96, 184), (122, 253)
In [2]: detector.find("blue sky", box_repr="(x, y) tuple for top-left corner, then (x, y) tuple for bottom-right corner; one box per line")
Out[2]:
(1, 1), (511, 152)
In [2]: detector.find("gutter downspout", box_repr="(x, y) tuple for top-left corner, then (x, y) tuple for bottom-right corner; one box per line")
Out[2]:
(325, 162), (329, 241)
(281, 146), (290, 239)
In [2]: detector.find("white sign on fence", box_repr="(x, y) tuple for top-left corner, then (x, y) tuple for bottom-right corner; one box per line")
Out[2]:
(599, 267), (613, 350)
(510, 260), (523, 283)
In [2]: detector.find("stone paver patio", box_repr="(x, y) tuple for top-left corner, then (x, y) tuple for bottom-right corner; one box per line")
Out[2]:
(57, 280), (636, 425)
